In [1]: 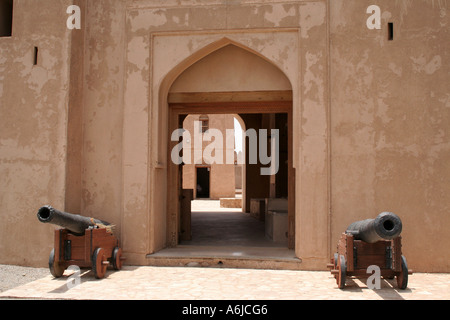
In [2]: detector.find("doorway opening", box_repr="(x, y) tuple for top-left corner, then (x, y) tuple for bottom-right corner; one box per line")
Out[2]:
(0, 0), (13, 37)
(151, 41), (299, 267)
(163, 103), (296, 266)
(196, 167), (210, 199)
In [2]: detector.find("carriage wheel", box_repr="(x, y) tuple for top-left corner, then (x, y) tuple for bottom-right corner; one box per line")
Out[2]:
(337, 255), (347, 289)
(92, 248), (108, 279)
(49, 249), (65, 278)
(396, 255), (408, 290)
(112, 247), (123, 270)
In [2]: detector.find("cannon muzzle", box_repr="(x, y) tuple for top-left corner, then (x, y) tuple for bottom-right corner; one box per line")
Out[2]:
(346, 212), (402, 243)
(37, 205), (111, 236)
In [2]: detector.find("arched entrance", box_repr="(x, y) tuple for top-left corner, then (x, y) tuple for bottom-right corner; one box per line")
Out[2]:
(159, 41), (296, 265)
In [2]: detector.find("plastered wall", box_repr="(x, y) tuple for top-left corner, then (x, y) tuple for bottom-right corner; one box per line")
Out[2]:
(0, 0), (448, 272)
(0, 0), (73, 266)
(329, 0), (450, 272)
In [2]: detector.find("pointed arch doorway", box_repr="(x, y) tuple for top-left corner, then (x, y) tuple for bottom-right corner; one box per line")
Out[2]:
(159, 42), (298, 266)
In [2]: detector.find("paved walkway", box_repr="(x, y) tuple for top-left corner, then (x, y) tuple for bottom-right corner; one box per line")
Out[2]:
(0, 266), (448, 300)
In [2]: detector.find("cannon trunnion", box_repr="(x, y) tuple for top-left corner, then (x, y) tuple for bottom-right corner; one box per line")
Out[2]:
(327, 212), (412, 290)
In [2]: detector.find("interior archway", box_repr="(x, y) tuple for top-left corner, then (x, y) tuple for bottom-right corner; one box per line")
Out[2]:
(170, 44), (292, 94)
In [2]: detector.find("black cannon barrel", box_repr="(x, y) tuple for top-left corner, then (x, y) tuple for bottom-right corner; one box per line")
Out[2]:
(37, 205), (110, 236)
(346, 212), (402, 243)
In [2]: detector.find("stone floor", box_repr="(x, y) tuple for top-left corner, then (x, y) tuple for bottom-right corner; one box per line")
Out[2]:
(146, 200), (299, 269)
(0, 266), (448, 300)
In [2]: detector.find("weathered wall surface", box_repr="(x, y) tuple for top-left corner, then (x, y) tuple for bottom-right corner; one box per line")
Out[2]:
(77, 0), (126, 243)
(330, 0), (450, 272)
(122, 0), (310, 264)
(0, 0), (72, 266)
(1, 0), (448, 272)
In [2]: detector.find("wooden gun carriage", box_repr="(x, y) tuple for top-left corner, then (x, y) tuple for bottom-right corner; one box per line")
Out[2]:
(38, 206), (124, 279)
(327, 212), (412, 289)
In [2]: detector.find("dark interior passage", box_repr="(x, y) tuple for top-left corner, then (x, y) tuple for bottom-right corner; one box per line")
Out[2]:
(0, 0), (13, 37)
(196, 167), (210, 198)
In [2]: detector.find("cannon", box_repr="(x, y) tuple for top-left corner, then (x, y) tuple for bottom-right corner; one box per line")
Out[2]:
(37, 205), (124, 279)
(37, 205), (111, 235)
(327, 212), (412, 289)
(346, 212), (403, 243)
